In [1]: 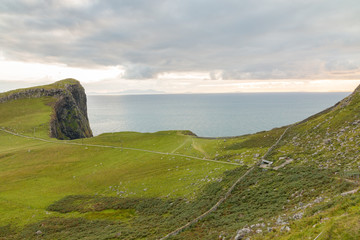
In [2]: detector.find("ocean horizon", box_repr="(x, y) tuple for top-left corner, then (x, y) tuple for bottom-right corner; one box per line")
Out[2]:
(87, 92), (350, 138)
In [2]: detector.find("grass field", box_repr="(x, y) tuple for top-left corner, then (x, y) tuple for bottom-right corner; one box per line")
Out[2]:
(0, 93), (254, 238)
(1, 81), (360, 239)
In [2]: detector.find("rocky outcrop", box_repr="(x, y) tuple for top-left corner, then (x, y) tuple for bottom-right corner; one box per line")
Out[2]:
(49, 80), (93, 139)
(0, 78), (93, 140)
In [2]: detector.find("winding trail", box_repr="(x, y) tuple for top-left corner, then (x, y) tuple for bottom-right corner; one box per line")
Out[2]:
(0, 128), (240, 167)
(192, 139), (211, 159)
(171, 138), (191, 154)
(262, 125), (293, 161)
(160, 125), (293, 240)
(273, 158), (293, 170)
(0, 125), (293, 240)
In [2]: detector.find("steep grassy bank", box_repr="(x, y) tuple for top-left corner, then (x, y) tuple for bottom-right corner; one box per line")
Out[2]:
(267, 84), (360, 171)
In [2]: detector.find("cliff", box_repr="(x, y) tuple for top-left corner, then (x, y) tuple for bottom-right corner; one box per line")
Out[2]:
(0, 79), (93, 140)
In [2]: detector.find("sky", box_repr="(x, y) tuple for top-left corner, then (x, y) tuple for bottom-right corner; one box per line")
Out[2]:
(1, 0), (360, 94)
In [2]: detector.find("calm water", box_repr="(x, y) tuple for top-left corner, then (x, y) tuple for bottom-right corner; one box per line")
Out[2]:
(87, 93), (349, 137)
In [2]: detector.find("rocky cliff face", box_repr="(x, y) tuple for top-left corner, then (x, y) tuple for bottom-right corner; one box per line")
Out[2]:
(49, 80), (93, 139)
(0, 79), (93, 140)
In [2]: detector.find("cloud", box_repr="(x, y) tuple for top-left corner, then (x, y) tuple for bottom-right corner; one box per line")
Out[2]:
(325, 60), (359, 72)
(123, 64), (157, 79)
(209, 70), (223, 80)
(1, 0), (360, 80)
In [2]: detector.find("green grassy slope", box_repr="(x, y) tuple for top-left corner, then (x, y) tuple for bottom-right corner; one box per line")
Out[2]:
(267, 86), (360, 171)
(1, 80), (360, 239)
(0, 97), (55, 138)
(0, 80), (268, 239)
(169, 87), (360, 240)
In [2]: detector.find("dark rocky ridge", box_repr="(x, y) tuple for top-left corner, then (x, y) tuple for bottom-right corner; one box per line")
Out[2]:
(0, 79), (93, 140)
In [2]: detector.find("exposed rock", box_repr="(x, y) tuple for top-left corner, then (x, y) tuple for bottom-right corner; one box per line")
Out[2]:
(35, 230), (43, 235)
(314, 196), (324, 203)
(218, 231), (227, 239)
(280, 226), (291, 232)
(50, 81), (93, 139)
(0, 79), (93, 140)
(234, 227), (251, 240)
(292, 211), (304, 220)
(276, 216), (288, 225)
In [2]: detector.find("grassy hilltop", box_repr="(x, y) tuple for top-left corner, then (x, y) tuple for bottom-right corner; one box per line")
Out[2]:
(0, 79), (360, 239)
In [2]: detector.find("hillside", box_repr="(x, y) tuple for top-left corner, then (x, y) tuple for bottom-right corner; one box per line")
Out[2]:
(0, 80), (359, 239)
(268, 84), (360, 171)
(0, 79), (93, 140)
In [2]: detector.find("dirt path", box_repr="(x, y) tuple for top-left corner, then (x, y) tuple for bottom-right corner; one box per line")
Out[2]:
(159, 165), (256, 240)
(1, 125), (294, 240)
(192, 139), (211, 159)
(262, 125), (293, 161)
(0, 128), (241, 166)
(273, 158), (294, 170)
(171, 138), (191, 154)
(160, 125), (293, 240)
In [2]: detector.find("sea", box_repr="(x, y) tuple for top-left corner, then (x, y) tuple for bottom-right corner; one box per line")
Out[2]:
(87, 92), (349, 138)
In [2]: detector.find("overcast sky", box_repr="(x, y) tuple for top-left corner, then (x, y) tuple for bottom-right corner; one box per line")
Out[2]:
(1, 0), (360, 93)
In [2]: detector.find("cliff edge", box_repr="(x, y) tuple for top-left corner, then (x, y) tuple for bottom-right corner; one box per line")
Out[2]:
(0, 79), (93, 140)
